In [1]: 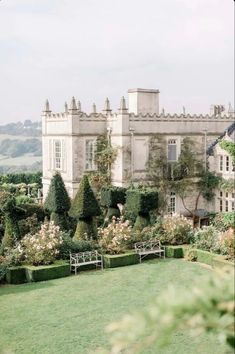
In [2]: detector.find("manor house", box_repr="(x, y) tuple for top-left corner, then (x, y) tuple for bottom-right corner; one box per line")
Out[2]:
(42, 88), (234, 215)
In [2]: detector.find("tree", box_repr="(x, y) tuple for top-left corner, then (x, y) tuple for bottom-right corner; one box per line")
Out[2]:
(69, 175), (101, 240)
(0, 191), (25, 253)
(44, 173), (71, 230)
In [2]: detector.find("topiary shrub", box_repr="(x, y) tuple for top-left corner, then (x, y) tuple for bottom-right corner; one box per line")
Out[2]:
(101, 186), (126, 221)
(125, 189), (158, 230)
(69, 175), (101, 241)
(0, 191), (25, 253)
(44, 173), (71, 230)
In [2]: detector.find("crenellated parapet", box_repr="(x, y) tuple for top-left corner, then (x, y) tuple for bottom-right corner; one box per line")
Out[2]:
(129, 112), (234, 121)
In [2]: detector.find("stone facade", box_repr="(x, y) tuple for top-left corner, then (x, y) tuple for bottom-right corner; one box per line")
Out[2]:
(208, 123), (235, 213)
(42, 88), (234, 214)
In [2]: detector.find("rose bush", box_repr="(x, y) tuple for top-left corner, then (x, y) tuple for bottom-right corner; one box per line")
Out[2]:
(98, 217), (132, 254)
(17, 221), (63, 265)
(161, 214), (193, 245)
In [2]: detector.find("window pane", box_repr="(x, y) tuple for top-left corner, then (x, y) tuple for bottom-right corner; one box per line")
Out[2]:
(85, 140), (95, 170)
(54, 140), (61, 170)
(168, 144), (177, 161)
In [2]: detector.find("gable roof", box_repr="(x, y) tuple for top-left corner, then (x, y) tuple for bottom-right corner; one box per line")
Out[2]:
(207, 122), (235, 156)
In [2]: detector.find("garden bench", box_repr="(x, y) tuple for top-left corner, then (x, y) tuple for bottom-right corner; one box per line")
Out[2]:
(134, 239), (165, 263)
(70, 251), (103, 275)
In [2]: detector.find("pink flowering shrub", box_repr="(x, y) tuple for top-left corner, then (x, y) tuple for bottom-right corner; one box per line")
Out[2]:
(98, 217), (132, 254)
(161, 214), (193, 245)
(17, 221), (63, 265)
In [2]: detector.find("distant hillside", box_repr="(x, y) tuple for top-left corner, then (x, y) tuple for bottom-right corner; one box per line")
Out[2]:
(0, 120), (42, 174)
(0, 120), (41, 137)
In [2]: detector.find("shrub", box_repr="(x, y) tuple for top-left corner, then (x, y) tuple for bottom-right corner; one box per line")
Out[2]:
(58, 233), (96, 259)
(44, 173), (71, 230)
(18, 213), (41, 238)
(103, 253), (139, 268)
(101, 186), (126, 220)
(0, 191), (25, 253)
(126, 189), (158, 216)
(161, 214), (193, 245)
(19, 203), (46, 221)
(16, 195), (35, 205)
(69, 175), (101, 240)
(193, 225), (219, 252)
(125, 189), (158, 230)
(18, 221), (63, 265)
(212, 212), (235, 232)
(0, 255), (8, 282)
(98, 217), (132, 254)
(25, 261), (70, 282)
(101, 186), (126, 208)
(218, 228), (235, 259)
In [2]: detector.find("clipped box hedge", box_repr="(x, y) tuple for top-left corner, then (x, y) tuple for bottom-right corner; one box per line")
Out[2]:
(103, 252), (139, 268)
(165, 246), (184, 258)
(6, 266), (27, 284)
(186, 249), (234, 269)
(25, 261), (70, 282)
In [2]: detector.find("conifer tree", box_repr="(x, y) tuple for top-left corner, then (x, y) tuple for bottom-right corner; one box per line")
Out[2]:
(44, 172), (71, 230)
(69, 175), (101, 240)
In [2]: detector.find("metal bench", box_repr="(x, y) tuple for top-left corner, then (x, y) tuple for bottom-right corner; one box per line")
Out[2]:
(70, 251), (103, 275)
(134, 239), (165, 263)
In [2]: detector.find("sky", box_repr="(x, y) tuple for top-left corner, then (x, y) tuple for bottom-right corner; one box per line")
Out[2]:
(0, 0), (234, 124)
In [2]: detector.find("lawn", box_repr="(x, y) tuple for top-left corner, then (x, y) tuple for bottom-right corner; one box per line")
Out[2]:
(0, 259), (229, 354)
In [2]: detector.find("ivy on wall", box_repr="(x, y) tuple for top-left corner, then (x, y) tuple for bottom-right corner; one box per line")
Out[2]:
(88, 135), (118, 193)
(219, 140), (235, 164)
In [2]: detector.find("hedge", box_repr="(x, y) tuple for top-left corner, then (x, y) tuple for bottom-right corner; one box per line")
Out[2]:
(186, 249), (234, 269)
(25, 261), (70, 282)
(6, 266), (27, 284)
(103, 252), (139, 268)
(165, 246), (185, 258)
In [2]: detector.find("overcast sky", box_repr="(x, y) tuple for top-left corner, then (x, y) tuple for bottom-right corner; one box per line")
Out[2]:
(0, 0), (234, 124)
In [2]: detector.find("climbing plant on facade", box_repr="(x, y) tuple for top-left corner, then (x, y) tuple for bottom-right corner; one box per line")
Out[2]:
(219, 140), (235, 164)
(88, 135), (118, 193)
